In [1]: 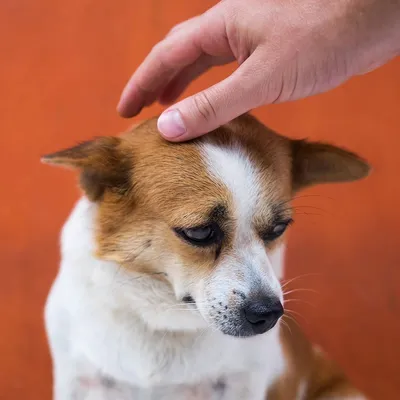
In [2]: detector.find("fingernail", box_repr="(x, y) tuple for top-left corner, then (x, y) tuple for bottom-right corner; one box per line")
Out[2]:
(157, 110), (186, 138)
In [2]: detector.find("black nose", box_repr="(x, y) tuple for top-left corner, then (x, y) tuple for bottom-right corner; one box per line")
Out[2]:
(243, 299), (284, 334)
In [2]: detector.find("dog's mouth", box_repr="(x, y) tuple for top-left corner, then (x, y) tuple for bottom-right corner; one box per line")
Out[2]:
(182, 294), (196, 306)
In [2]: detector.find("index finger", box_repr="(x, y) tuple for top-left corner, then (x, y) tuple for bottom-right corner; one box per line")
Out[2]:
(117, 26), (204, 118)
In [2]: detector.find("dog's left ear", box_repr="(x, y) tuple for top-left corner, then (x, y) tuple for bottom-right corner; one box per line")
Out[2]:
(291, 140), (371, 192)
(42, 137), (132, 201)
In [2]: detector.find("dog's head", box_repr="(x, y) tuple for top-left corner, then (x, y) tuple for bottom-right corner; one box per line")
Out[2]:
(43, 114), (369, 337)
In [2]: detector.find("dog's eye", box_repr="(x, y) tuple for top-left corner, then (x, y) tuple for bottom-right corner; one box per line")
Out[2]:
(174, 224), (221, 247)
(184, 226), (213, 241)
(262, 219), (293, 242)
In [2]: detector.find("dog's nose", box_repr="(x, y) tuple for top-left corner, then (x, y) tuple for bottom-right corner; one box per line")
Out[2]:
(243, 299), (284, 334)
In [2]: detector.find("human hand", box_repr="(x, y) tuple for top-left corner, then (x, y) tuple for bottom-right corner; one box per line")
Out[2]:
(117, 0), (400, 141)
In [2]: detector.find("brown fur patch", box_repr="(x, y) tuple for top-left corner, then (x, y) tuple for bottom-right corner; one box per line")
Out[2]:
(42, 137), (133, 201)
(267, 316), (365, 399)
(292, 139), (370, 192)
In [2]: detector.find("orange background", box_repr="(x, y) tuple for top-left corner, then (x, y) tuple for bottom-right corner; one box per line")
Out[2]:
(1, 1), (399, 399)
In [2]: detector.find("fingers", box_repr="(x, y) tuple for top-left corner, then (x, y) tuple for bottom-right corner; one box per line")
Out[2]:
(117, 29), (203, 118)
(117, 11), (225, 118)
(158, 54), (233, 105)
(157, 53), (267, 141)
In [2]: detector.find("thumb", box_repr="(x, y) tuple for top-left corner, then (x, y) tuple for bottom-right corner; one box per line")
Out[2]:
(157, 55), (265, 141)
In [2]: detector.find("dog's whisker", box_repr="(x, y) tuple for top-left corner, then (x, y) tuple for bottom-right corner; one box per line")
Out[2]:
(291, 194), (336, 202)
(291, 205), (333, 215)
(292, 212), (326, 217)
(280, 273), (322, 289)
(280, 319), (292, 336)
(282, 313), (302, 330)
(284, 299), (316, 308)
(283, 288), (318, 296)
(285, 309), (307, 325)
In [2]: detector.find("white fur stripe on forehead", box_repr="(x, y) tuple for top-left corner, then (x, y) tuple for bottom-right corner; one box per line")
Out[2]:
(200, 142), (261, 223)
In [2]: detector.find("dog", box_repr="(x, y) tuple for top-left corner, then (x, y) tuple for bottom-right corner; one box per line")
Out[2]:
(43, 114), (370, 399)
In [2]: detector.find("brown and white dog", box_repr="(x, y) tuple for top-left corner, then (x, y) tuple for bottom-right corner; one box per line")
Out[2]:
(43, 114), (369, 399)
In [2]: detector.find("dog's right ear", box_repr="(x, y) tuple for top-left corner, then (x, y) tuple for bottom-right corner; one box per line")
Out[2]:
(291, 139), (370, 192)
(41, 137), (132, 201)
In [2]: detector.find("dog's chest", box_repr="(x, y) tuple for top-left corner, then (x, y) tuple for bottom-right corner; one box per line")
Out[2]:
(75, 306), (282, 387)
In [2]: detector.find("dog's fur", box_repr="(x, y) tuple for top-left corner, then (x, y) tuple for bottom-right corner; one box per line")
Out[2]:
(43, 114), (369, 399)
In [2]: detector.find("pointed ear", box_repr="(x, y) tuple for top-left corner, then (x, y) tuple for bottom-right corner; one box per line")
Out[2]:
(41, 137), (132, 201)
(291, 140), (371, 192)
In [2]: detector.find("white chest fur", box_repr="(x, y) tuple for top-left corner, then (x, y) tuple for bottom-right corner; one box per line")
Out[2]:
(45, 198), (286, 399)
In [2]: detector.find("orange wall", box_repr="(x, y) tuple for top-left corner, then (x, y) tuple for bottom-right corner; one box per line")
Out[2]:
(1, 1), (399, 399)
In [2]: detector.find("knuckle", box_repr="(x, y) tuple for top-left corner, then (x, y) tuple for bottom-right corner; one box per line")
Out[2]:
(149, 41), (173, 72)
(170, 21), (185, 34)
(167, 25), (181, 37)
(192, 91), (217, 123)
(150, 41), (164, 55)
(166, 16), (199, 38)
